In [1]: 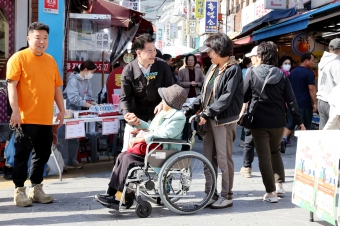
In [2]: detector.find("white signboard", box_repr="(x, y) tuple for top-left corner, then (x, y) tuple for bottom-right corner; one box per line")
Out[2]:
(163, 23), (172, 48)
(256, 0), (272, 18)
(264, 0), (287, 9)
(288, 0), (310, 8)
(226, 14), (235, 35)
(170, 24), (178, 39)
(182, 23), (187, 46)
(311, 0), (333, 9)
(241, 3), (255, 28)
(102, 118), (119, 135)
(156, 23), (164, 50)
(121, 0), (139, 11)
(187, 20), (197, 35)
(65, 120), (85, 139)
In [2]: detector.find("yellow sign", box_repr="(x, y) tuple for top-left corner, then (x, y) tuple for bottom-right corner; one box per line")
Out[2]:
(196, 0), (204, 19)
(186, 20), (198, 35)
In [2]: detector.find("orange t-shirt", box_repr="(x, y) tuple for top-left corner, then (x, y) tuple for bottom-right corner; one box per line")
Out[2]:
(6, 49), (63, 125)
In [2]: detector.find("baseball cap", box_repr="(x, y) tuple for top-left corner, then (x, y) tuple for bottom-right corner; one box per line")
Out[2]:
(199, 45), (211, 53)
(329, 38), (340, 50)
(245, 46), (258, 57)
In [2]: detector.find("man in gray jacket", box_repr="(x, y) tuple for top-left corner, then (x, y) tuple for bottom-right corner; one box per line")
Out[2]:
(317, 38), (340, 129)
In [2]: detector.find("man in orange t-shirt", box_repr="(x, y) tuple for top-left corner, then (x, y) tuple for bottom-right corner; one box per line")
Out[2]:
(6, 22), (65, 207)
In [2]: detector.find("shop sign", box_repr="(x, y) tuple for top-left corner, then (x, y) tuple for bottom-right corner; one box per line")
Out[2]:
(156, 23), (164, 50)
(288, 0), (310, 8)
(264, 0), (287, 9)
(109, 67), (123, 91)
(291, 33), (316, 56)
(121, 0), (139, 11)
(311, 0), (333, 9)
(123, 53), (134, 63)
(226, 15), (235, 35)
(163, 24), (172, 47)
(182, 23), (188, 46)
(242, 3), (255, 29)
(256, 0), (272, 19)
(169, 24), (178, 39)
(205, 1), (218, 33)
(44, 0), (58, 14)
(67, 61), (110, 73)
(195, 0), (204, 18)
(186, 20), (198, 35)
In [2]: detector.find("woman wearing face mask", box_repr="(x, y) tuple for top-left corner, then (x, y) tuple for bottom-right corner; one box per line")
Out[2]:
(278, 56), (294, 147)
(57, 60), (97, 171)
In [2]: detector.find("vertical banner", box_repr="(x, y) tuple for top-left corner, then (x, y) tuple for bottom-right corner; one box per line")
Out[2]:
(156, 23), (164, 50)
(205, 0), (218, 33)
(196, 0), (204, 18)
(163, 23), (171, 48)
(293, 131), (340, 226)
(169, 24), (178, 39)
(182, 23), (187, 46)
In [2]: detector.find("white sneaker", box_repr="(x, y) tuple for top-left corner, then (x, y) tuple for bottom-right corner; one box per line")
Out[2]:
(276, 183), (285, 195)
(240, 167), (252, 178)
(205, 196), (218, 207)
(263, 192), (278, 203)
(211, 197), (233, 209)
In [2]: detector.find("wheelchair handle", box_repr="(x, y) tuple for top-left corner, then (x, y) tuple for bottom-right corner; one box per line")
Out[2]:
(188, 115), (198, 123)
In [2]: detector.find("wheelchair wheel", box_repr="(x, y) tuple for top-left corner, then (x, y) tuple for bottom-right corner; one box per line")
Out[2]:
(135, 201), (152, 218)
(158, 151), (216, 214)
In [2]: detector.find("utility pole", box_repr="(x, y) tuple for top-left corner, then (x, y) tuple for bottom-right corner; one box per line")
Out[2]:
(186, 0), (192, 48)
(226, 0), (230, 35)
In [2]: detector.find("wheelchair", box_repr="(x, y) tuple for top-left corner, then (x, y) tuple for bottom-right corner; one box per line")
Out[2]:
(99, 115), (217, 218)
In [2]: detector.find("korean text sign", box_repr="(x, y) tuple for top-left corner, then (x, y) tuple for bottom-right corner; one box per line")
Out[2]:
(196, 0), (204, 18)
(44, 0), (58, 14)
(205, 1), (218, 33)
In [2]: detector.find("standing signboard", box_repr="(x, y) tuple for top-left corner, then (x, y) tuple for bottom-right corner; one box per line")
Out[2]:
(205, 0), (218, 33)
(44, 0), (58, 14)
(293, 131), (340, 226)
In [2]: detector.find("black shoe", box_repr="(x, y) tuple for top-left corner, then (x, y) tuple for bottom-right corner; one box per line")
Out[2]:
(198, 136), (203, 142)
(280, 139), (286, 154)
(94, 194), (119, 209)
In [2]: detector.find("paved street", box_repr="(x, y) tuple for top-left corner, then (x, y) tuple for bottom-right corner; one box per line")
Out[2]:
(0, 127), (331, 226)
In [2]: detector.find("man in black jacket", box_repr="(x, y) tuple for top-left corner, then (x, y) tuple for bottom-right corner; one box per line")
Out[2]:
(119, 34), (173, 152)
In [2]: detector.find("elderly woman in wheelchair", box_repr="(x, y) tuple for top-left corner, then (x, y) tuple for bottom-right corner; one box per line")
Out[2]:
(94, 84), (217, 218)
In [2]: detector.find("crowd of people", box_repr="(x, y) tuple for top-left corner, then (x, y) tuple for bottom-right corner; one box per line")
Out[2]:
(4, 20), (340, 212)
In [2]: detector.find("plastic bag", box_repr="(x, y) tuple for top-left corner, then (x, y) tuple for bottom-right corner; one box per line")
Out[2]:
(4, 131), (15, 167)
(47, 145), (64, 175)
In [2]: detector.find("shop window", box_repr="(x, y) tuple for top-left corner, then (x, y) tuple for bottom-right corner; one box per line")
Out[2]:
(0, 9), (8, 60)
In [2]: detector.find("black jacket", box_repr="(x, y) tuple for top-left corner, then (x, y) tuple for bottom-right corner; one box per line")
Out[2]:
(189, 61), (244, 125)
(244, 64), (302, 128)
(120, 57), (173, 121)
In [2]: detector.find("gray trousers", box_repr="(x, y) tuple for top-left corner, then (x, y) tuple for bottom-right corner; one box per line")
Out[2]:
(318, 99), (330, 130)
(57, 124), (79, 166)
(203, 119), (236, 199)
(250, 127), (285, 193)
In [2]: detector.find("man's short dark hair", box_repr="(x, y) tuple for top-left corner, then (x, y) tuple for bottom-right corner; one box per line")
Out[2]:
(28, 22), (49, 34)
(185, 54), (197, 66)
(257, 41), (278, 65)
(162, 54), (172, 61)
(300, 52), (315, 63)
(204, 33), (233, 58)
(132, 33), (155, 51)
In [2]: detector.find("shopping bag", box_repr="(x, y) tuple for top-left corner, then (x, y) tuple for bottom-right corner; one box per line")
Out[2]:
(47, 145), (64, 175)
(4, 131), (15, 167)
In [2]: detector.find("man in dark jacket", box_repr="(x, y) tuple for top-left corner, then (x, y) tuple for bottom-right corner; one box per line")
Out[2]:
(119, 33), (173, 152)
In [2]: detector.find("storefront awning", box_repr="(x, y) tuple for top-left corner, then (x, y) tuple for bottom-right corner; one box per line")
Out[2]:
(93, 0), (144, 27)
(233, 35), (253, 45)
(253, 2), (340, 41)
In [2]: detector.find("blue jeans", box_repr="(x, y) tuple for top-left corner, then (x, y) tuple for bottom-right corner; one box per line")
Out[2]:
(286, 108), (313, 130)
(57, 124), (79, 166)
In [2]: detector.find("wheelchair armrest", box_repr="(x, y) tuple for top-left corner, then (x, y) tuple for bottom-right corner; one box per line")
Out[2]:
(151, 138), (188, 144)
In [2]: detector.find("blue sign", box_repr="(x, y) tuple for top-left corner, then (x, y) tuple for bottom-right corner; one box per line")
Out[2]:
(205, 1), (218, 33)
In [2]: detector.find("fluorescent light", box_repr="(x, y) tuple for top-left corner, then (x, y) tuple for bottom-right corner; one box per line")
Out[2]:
(329, 22), (335, 27)
(322, 31), (340, 37)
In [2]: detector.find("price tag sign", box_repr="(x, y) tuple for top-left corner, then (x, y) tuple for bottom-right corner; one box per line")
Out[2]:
(65, 120), (85, 139)
(102, 118), (119, 135)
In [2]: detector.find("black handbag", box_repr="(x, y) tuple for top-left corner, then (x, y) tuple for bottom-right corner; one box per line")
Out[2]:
(196, 88), (214, 137)
(238, 71), (271, 129)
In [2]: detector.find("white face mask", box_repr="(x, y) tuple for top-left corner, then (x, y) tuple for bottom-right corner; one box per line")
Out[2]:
(85, 72), (93, 80)
(282, 64), (291, 71)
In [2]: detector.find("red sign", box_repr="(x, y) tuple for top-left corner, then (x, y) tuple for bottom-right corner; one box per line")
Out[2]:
(107, 66), (123, 103)
(66, 61), (111, 74)
(44, 0), (58, 14)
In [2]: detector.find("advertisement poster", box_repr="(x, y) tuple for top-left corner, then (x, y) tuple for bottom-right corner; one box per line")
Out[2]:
(293, 131), (340, 226)
(67, 61), (110, 73)
(292, 132), (318, 213)
(44, 0), (58, 14)
(205, 1), (218, 33)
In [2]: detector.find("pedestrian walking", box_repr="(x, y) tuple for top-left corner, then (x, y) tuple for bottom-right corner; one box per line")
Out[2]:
(317, 38), (340, 129)
(243, 41), (305, 203)
(188, 33), (243, 209)
(6, 22), (65, 207)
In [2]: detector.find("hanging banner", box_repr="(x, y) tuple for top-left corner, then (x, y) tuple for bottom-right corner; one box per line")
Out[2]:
(205, 0), (218, 33)
(186, 20), (198, 35)
(169, 24), (178, 39)
(44, 0), (58, 14)
(182, 23), (187, 46)
(293, 131), (340, 226)
(163, 23), (172, 47)
(242, 3), (255, 29)
(156, 23), (164, 50)
(196, 0), (204, 18)
(255, 0), (272, 19)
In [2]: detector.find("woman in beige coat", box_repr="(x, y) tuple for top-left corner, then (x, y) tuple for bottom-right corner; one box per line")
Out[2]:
(178, 54), (205, 98)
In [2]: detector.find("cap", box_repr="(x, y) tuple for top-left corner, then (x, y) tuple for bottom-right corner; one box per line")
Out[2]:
(329, 38), (340, 50)
(199, 45), (211, 53)
(245, 46), (258, 57)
